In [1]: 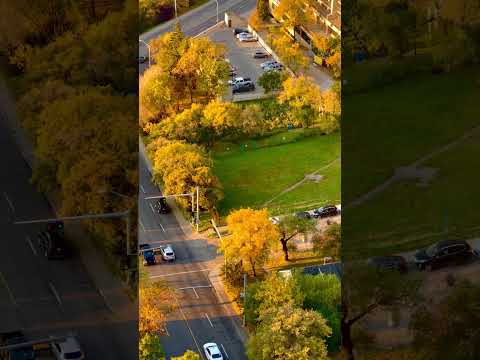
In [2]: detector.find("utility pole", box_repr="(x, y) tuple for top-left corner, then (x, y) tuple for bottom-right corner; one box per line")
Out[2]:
(196, 186), (200, 232)
(174, 0), (178, 18)
(243, 273), (247, 326)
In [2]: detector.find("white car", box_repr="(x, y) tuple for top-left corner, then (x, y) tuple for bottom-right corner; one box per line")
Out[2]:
(263, 63), (283, 72)
(235, 32), (249, 39)
(238, 34), (257, 42)
(51, 337), (85, 360)
(203, 343), (223, 360)
(228, 77), (252, 86)
(160, 244), (175, 261)
(260, 60), (278, 69)
(269, 216), (280, 225)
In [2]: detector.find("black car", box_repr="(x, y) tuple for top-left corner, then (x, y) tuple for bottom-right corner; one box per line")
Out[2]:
(154, 198), (171, 214)
(37, 231), (68, 259)
(295, 211), (311, 219)
(414, 240), (472, 270)
(368, 255), (408, 273)
(232, 82), (255, 94)
(253, 50), (269, 59)
(313, 205), (338, 218)
(138, 55), (148, 64)
(233, 28), (248, 35)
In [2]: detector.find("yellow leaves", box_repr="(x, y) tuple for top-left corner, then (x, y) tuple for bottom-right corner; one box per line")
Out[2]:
(273, 34), (309, 73)
(279, 75), (322, 110)
(139, 279), (176, 335)
(221, 208), (279, 275)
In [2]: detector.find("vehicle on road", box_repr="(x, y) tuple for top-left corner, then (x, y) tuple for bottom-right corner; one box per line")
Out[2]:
(253, 50), (269, 58)
(232, 82), (255, 94)
(263, 62), (284, 72)
(203, 343), (223, 360)
(228, 77), (252, 86)
(233, 28), (248, 35)
(238, 34), (257, 42)
(368, 255), (408, 273)
(37, 231), (68, 260)
(138, 55), (148, 64)
(269, 216), (280, 225)
(260, 60), (278, 69)
(0, 331), (35, 360)
(159, 245), (175, 261)
(414, 240), (473, 271)
(51, 336), (85, 360)
(295, 211), (311, 219)
(154, 198), (170, 214)
(235, 31), (250, 39)
(140, 244), (157, 266)
(313, 205), (338, 218)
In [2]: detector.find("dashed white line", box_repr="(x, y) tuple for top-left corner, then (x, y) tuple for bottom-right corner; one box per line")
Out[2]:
(48, 282), (62, 306)
(140, 184), (146, 193)
(159, 222), (166, 233)
(204, 313), (214, 328)
(149, 203), (155, 213)
(221, 344), (229, 359)
(192, 287), (199, 299)
(139, 220), (145, 232)
(26, 236), (37, 256)
(164, 325), (170, 336)
(3, 192), (14, 213)
(0, 272), (17, 306)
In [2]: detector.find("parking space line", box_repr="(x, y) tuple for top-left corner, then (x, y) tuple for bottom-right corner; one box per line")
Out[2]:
(0, 272), (17, 306)
(48, 282), (62, 307)
(159, 222), (166, 232)
(26, 236), (37, 256)
(192, 287), (199, 299)
(140, 184), (145, 193)
(149, 202), (155, 213)
(204, 313), (214, 328)
(221, 344), (229, 359)
(3, 192), (14, 213)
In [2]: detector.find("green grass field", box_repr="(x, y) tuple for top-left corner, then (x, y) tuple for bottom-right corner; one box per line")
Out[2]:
(343, 66), (480, 258)
(213, 130), (341, 216)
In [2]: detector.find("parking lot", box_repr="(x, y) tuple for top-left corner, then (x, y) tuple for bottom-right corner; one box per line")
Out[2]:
(204, 24), (274, 100)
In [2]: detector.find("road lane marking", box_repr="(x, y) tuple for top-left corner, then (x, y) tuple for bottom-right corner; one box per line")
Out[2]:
(204, 313), (214, 328)
(3, 192), (14, 213)
(150, 268), (210, 278)
(139, 220), (145, 232)
(98, 288), (114, 313)
(174, 294), (203, 356)
(140, 184), (145, 193)
(0, 272), (17, 306)
(149, 202), (155, 213)
(26, 236), (37, 256)
(192, 287), (199, 299)
(159, 222), (166, 232)
(48, 282), (62, 306)
(164, 325), (170, 336)
(221, 344), (229, 359)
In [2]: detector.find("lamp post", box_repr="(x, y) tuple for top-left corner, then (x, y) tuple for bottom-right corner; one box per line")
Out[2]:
(214, 0), (219, 23)
(138, 39), (151, 67)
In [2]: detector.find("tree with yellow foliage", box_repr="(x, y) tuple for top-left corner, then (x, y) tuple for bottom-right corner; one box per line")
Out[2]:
(273, 34), (309, 74)
(171, 351), (201, 360)
(272, 0), (315, 40)
(246, 303), (331, 360)
(220, 208), (279, 277)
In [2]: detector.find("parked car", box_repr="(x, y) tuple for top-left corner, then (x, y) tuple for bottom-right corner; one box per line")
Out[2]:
(253, 50), (269, 58)
(228, 76), (251, 86)
(232, 82), (255, 94)
(295, 211), (311, 219)
(238, 34), (257, 42)
(269, 216), (281, 225)
(37, 231), (68, 259)
(233, 28), (248, 35)
(263, 62), (284, 71)
(51, 336), (85, 360)
(313, 205), (338, 218)
(260, 60), (278, 69)
(235, 31), (250, 39)
(414, 240), (473, 270)
(140, 244), (156, 266)
(1, 331), (35, 360)
(368, 255), (408, 273)
(160, 245), (176, 261)
(203, 343), (223, 360)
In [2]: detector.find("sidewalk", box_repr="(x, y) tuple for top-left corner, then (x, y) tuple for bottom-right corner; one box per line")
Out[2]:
(0, 77), (137, 321)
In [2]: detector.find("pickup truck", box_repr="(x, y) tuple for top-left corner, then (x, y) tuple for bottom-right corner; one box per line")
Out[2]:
(228, 77), (252, 86)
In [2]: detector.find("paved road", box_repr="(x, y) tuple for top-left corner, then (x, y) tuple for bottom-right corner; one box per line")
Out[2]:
(139, 146), (247, 360)
(0, 109), (137, 359)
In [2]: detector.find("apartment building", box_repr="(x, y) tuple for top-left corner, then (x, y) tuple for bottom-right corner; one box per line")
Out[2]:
(269, 0), (341, 49)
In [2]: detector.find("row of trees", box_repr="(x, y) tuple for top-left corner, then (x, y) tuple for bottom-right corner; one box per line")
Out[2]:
(244, 271), (341, 359)
(6, 2), (138, 268)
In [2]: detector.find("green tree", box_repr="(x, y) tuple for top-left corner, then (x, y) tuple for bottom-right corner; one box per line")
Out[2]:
(220, 208), (279, 277)
(239, 104), (267, 137)
(256, 0), (270, 21)
(277, 215), (316, 261)
(202, 100), (242, 145)
(160, 103), (206, 143)
(247, 304), (331, 360)
(139, 333), (166, 360)
(313, 222), (341, 259)
(257, 69), (288, 93)
(172, 350), (201, 360)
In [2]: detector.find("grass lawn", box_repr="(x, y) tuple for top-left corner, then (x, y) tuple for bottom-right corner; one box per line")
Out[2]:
(343, 66), (480, 258)
(213, 130), (341, 216)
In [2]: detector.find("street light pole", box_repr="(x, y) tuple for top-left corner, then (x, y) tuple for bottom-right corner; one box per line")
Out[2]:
(196, 186), (200, 232)
(214, 0), (219, 23)
(138, 39), (151, 67)
(174, 0), (177, 18)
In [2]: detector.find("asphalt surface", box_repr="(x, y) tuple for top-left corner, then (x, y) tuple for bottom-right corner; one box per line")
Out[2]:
(139, 149), (247, 360)
(0, 110), (137, 359)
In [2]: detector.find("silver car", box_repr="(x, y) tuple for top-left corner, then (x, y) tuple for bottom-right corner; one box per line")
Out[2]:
(160, 245), (175, 261)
